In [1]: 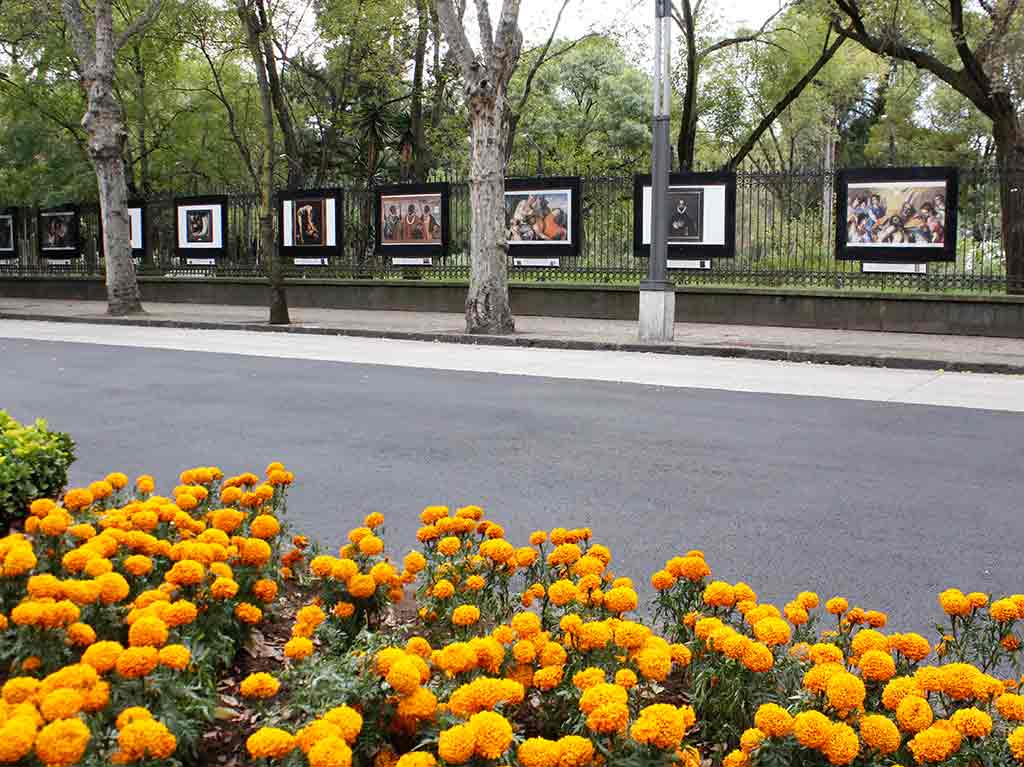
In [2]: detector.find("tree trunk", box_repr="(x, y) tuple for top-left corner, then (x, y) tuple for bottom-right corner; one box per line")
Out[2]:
(239, 0), (289, 324)
(83, 66), (143, 315)
(131, 43), (150, 195)
(994, 118), (1024, 294)
(410, 0), (429, 181)
(466, 92), (514, 334)
(676, 0), (698, 170)
(260, 24), (303, 187)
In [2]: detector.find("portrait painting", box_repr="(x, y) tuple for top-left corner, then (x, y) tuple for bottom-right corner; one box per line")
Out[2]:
(175, 197), (226, 257)
(0, 214), (13, 253)
(380, 194), (443, 245)
(186, 209), (214, 244)
(634, 172), (735, 259)
(505, 190), (572, 244)
(40, 211), (77, 251)
(845, 180), (948, 248)
(666, 188), (704, 243)
(294, 198), (326, 247)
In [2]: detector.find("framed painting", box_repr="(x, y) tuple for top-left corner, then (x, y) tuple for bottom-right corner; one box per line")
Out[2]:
(836, 167), (958, 263)
(128, 202), (145, 256)
(634, 172), (736, 262)
(0, 207), (16, 259)
(279, 188), (343, 266)
(38, 205), (80, 260)
(175, 195), (227, 263)
(505, 176), (581, 266)
(375, 183), (449, 264)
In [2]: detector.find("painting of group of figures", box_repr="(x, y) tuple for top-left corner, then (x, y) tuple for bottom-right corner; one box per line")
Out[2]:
(837, 167), (957, 262)
(845, 182), (947, 246)
(505, 190), (571, 243)
(380, 194), (444, 245)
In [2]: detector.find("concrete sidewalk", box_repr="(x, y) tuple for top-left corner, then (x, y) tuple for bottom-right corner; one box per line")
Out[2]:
(1, 296), (1023, 374)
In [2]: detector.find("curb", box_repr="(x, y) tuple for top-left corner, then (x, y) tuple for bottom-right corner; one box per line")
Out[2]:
(2, 311), (1022, 376)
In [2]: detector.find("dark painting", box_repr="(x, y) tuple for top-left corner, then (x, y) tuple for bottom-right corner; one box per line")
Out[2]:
(41, 212), (76, 250)
(666, 189), (704, 243)
(186, 210), (214, 244)
(294, 199), (326, 246)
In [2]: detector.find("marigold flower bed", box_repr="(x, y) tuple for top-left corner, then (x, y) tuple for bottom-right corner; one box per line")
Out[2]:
(1, 466), (1023, 766)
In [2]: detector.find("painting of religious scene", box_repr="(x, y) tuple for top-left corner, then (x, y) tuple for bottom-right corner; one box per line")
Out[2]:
(665, 188), (703, 243)
(41, 211), (77, 251)
(380, 194), (442, 245)
(846, 180), (947, 247)
(505, 190), (571, 243)
(294, 198), (326, 247)
(186, 209), (214, 244)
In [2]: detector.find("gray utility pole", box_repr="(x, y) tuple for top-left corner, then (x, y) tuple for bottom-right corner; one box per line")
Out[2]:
(639, 0), (675, 342)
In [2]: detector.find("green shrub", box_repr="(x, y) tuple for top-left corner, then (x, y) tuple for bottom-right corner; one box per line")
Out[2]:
(0, 410), (75, 531)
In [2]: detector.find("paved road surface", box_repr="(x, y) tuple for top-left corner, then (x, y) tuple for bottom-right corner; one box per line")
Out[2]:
(2, 320), (1022, 633)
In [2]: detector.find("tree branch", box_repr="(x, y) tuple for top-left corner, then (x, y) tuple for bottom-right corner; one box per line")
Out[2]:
(948, 0), (989, 90)
(435, 0), (477, 82)
(725, 32), (844, 171)
(513, 0), (572, 115)
(697, 2), (787, 61)
(493, 0), (523, 83)
(115, 0), (163, 51)
(829, 0), (995, 118)
(473, 0), (494, 60)
(60, 0), (96, 67)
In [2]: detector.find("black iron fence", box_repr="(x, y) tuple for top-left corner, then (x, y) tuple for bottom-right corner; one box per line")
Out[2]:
(0, 166), (1016, 294)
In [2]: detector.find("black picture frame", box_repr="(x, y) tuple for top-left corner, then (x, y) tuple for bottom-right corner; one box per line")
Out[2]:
(505, 176), (582, 264)
(174, 195), (228, 260)
(375, 182), (450, 261)
(128, 199), (146, 257)
(633, 172), (737, 259)
(96, 201), (146, 259)
(0, 207), (17, 258)
(38, 205), (81, 258)
(836, 166), (958, 263)
(278, 188), (343, 265)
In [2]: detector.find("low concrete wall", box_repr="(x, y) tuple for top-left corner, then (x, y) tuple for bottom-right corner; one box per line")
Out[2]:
(2, 276), (1023, 337)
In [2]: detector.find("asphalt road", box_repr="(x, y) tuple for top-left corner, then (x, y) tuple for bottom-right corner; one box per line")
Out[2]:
(3, 335), (1022, 633)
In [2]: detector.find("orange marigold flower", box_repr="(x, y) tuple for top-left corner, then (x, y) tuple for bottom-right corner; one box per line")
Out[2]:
(116, 646), (160, 679)
(825, 597), (848, 615)
(793, 710), (832, 749)
(241, 672), (280, 699)
(158, 644), (191, 670)
(118, 718), (177, 761)
(35, 717), (90, 766)
(247, 727), (296, 760)
(754, 704), (793, 738)
(235, 602), (263, 624)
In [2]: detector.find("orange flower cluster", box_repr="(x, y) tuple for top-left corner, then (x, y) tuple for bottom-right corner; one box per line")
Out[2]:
(0, 461), (294, 766)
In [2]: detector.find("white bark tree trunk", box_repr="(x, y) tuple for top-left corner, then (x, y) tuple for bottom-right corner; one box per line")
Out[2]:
(86, 66), (142, 315)
(62, 0), (163, 316)
(466, 91), (514, 333)
(434, 0), (522, 334)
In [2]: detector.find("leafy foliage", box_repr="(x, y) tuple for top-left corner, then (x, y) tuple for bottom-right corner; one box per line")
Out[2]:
(0, 411), (75, 531)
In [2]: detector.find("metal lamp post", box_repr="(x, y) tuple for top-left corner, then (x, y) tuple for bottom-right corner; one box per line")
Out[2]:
(639, 0), (675, 341)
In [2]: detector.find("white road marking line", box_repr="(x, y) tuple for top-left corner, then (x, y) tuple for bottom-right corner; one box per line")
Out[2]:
(1, 320), (1023, 412)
